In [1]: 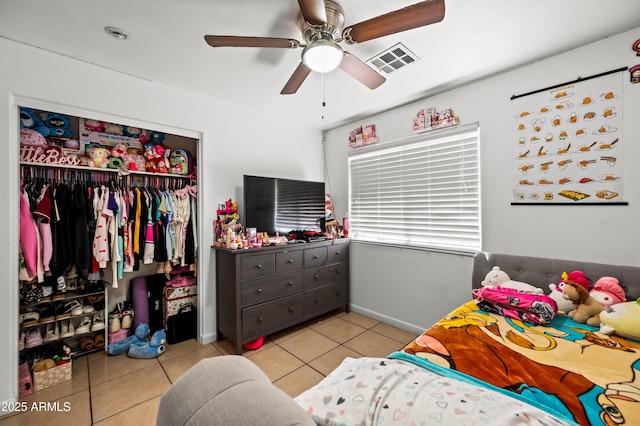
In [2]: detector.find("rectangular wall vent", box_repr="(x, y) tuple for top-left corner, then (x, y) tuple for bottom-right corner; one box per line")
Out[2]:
(366, 43), (420, 75)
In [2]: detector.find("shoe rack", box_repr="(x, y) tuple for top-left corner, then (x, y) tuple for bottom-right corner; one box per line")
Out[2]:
(19, 278), (108, 358)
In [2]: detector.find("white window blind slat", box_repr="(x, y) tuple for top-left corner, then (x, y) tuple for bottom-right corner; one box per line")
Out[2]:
(348, 125), (481, 252)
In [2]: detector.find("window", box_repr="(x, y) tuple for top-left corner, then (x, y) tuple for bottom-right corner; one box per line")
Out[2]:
(348, 124), (481, 253)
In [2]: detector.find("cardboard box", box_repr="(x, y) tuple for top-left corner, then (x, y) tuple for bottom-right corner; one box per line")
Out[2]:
(33, 361), (72, 392)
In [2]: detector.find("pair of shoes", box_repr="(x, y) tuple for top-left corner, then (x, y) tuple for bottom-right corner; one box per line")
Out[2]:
(109, 303), (123, 332)
(108, 323), (149, 356)
(79, 336), (94, 351)
(43, 323), (59, 343)
(25, 328), (43, 348)
(18, 331), (25, 351)
(94, 334), (105, 349)
(60, 319), (75, 338)
(121, 301), (134, 329)
(91, 311), (105, 331)
(75, 316), (92, 334)
(19, 310), (40, 327)
(128, 329), (166, 359)
(55, 299), (83, 319)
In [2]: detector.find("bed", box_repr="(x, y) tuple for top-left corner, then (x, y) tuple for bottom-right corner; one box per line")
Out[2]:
(295, 252), (640, 425)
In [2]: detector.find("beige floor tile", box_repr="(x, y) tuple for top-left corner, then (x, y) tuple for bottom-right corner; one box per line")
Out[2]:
(157, 338), (203, 362)
(276, 329), (339, 363)
(311, 317), (367, 343)
(93, 395), (161, 426)
(307, 345), (362, 376)
(268, 323), (309, 344)
(88, 351), (158, 386)
(0, 389), (91, 426)
(343, 330), (405, 358)
(340, 311), (380, 329)
(273, 365), (325, 398)
(211, 338), (276, 356)
(246, 345), (304, 381)
(370, 322), (418, 345)
(160, 345), (223, 383)
(90, 363), (170, 423)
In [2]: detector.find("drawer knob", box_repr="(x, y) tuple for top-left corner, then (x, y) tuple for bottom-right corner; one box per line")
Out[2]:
(258, 317), (263, 322)
(336, 251), (341, 255)
(314, 298), (320, 303)
(256, 263), (262, 269)
(289, 307), (294, 312)
(314, 274), (319, 279)
(336, 269), (341, 274)
(313, 255), (319, 260)
(335, 291), (341, 296)
(287, 281), (294, 286)
(287, 259), (294, 264)
(257, 288), (262, 294)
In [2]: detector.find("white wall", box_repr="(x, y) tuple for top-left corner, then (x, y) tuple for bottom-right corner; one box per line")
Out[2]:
(325, 27), (640, 332)
(0, 38), (323, 405)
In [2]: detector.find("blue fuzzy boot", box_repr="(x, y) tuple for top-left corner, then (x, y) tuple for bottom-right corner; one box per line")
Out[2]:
(108, 323), (150, 356)
(128, 329), (166, 359)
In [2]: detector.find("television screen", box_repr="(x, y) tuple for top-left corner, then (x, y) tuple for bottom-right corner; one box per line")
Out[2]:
(243, 175), (326, 236)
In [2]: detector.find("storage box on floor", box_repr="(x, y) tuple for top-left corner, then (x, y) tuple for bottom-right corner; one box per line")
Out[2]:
(20, 361), (73, 397)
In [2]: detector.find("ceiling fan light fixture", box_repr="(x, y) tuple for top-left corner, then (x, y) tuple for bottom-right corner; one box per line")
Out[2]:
(302, 38), (343, 73)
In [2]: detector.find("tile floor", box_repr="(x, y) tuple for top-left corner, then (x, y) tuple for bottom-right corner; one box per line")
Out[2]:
(2, 310), (417, 426)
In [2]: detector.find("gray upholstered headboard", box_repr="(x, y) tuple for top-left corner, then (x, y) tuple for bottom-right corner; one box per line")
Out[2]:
(472, 252), (640, 301)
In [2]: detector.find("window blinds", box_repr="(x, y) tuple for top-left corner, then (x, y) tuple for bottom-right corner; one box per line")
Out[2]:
(348, 125), (481, 252)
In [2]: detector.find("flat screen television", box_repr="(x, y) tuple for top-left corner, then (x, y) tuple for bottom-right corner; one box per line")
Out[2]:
(243, 175), (326, 236)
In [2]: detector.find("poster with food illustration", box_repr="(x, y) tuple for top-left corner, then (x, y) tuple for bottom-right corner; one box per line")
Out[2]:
(512, 70), (624, 204)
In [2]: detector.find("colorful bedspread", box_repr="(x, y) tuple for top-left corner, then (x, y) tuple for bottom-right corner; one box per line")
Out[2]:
(393, 300), (640, 425)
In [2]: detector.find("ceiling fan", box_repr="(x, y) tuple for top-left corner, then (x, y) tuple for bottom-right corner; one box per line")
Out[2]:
(204, 0), (445, 94)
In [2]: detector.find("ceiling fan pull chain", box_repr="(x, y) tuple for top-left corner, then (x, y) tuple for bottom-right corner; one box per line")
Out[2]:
(321, 72), (326, 119)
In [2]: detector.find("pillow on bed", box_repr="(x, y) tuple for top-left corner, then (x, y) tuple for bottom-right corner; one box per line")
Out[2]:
(294, 357), (574, 426)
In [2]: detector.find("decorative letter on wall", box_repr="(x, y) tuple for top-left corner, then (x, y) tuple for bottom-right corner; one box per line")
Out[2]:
(511, 68), (626, 205)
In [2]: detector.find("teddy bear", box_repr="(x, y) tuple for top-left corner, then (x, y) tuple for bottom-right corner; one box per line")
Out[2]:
(481, 266), (544, 294)
(561, 271), (603, 326)
(84, 119), (105, 133)
(86, 146), (110, 168)
(589, 276), (626, 307)
(599, 298), (640, 341)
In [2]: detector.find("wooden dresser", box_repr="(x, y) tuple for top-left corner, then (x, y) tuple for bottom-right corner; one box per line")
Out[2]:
(214, 239), (349, 354)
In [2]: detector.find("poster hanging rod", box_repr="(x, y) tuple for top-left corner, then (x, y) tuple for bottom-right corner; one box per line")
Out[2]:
(510, 66), (628, 100)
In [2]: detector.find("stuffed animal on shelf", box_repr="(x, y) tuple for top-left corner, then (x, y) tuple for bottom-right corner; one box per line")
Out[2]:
(481, 266), (544, 294)
(590, 276), (626, 307)
(40, 112), (72, 138)
(103, 122), (124, 136)
(548, 281), (576, 314)
(20, 128), (49, 148)
(123, 125), (143, 138)
(86, 146), (110, 168)
(561, 271), (603, 326)
(149, 131), (165, 145)
(143, 143), (169, 173)
(599, 298), (640, 341)
(20, 107), (50, 137)
(84, 119), (105, 133)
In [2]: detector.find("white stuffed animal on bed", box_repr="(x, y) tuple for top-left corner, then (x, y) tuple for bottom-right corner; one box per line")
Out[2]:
(481, 266), (544, 294)
(548, 281), (576, 313)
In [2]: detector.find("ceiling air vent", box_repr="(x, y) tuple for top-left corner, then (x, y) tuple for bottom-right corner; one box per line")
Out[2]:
(366, 42), (419, 75)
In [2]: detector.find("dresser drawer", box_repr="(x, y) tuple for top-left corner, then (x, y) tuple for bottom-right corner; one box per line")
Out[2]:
(275, 250), (303, 274)
(242, 294), (303, 339)
(327, 244), (347, 264)
(241, 271), (303, 307)
(304, 281), (347, 319)
(304, 246), (327, 268)
(241, 253), (275, 280)
(303, 263), (347, 290)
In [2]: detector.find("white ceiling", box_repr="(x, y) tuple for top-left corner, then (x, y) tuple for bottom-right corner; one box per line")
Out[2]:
(2, 1), (640, 131)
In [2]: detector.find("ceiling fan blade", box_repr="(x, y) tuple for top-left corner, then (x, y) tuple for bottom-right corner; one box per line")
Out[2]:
(298, 0), (327, 25)
(338, 52), (386, 90)
(344, 0), (445, 44)
(281, 62), (312, 94)
(204, 35), (300, 49)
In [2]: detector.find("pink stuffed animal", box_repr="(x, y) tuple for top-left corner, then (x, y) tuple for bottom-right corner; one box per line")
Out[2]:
(590, 277), (626, 307)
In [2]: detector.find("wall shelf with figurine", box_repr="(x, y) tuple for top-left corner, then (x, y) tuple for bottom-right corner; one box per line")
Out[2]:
(348, 123), (379, 148)
(412, 107), (459, 133)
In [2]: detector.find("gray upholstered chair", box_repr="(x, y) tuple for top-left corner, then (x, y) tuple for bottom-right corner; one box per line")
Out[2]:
(156, 355), (315, 426)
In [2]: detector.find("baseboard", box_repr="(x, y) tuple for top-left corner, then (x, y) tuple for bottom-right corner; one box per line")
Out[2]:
(199, 332), (216, 345)
(349, 304), (425, 336)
